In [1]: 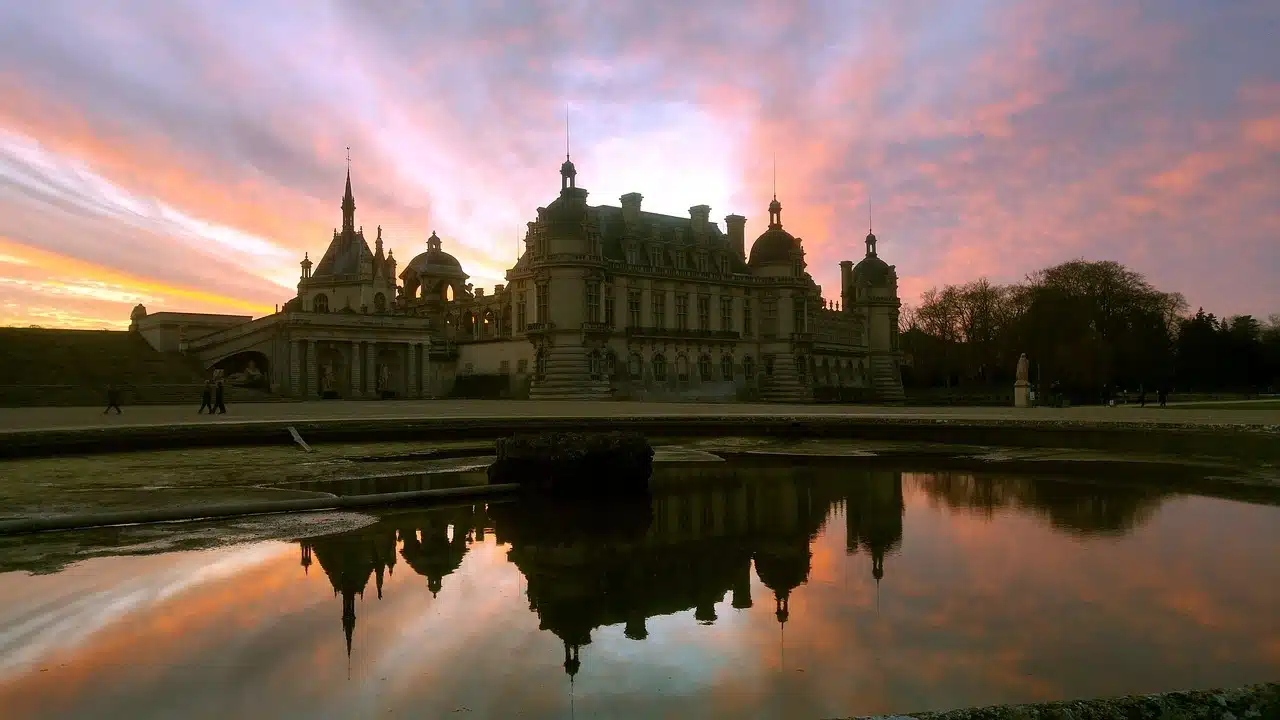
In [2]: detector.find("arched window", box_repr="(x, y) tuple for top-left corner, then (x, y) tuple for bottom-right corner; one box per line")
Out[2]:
(604, 350), (617, 378)
(445, 285), (455, 302)
(535, 348), (547, 381)
(743, 356), (755, 381)
(313, 294), (329, 313)
(652, 353), (667, 382)
(373, 292), (387, 313)
(721, 355), (734, 381)
(629, 352), (643, 379)
(676, 354), (689, 382)
(698, 354), (712, 381)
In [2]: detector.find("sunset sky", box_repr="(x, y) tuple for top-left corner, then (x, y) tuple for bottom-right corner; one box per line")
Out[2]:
(1, 0), (1277, 329)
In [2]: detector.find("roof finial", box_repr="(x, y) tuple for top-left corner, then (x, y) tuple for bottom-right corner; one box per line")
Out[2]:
(772, 153), (777, 201)
(565, 105), (570, 161)
(869, 193), (872, 233)
(346, 146), (351, 172)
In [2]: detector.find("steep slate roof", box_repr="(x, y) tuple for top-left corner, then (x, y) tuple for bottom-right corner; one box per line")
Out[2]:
(591, 205), (752, 274)
(312, 229), (374, 278)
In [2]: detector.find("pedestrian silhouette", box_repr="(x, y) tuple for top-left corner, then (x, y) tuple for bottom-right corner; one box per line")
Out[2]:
(214, 378), (227, 414)
(198, 380), (214, 414)
(103, 384), (122, 414)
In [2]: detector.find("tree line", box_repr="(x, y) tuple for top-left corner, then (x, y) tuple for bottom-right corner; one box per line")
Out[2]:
(900, 259), (1280, 403)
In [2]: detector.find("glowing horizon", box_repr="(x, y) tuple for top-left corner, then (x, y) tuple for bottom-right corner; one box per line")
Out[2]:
(1, 0), (1277, 329)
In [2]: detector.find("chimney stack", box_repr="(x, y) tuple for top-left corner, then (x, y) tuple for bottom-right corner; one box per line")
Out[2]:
(840, 260), (854, 311)
(725, 214), (747, 261)
(621, 192), (643, 225)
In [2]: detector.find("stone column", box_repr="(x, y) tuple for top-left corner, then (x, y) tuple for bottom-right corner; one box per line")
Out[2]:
(419, 342), (431, 398)
(405, 342), (418, 397)
(305, 340), (318, 400)
(365, 343), (377, 395)
(350, 341), (363, 398)
(289, 340), (301, 398)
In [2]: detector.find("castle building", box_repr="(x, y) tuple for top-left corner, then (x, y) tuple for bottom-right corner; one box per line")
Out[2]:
(135, 153), (906, 403)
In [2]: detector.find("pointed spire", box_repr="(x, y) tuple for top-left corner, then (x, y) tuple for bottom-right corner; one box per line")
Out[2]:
(341, 147), (356, 232)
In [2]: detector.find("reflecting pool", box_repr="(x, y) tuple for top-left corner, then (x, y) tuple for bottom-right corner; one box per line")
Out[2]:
(1, 461), (1277, 719)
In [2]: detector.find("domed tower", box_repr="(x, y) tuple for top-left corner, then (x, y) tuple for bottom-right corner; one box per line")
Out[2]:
(847, 225), (905, 404)
(746, 193), (811, 402)
(400, 231), (469, 316)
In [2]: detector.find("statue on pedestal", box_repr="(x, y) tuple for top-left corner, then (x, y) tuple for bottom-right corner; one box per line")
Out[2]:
(1014, 353), (1031, 408)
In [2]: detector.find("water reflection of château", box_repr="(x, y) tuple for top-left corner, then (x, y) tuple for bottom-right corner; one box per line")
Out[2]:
(297, 465), (907, 675)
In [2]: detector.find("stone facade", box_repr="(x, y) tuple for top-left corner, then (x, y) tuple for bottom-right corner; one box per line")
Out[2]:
(142, 157), (905, 403)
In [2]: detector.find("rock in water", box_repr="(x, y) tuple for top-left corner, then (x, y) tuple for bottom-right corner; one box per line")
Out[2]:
(487, 431), (654, 495)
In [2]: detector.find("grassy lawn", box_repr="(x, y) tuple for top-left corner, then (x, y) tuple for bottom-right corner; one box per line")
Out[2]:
(0, 439), (494, 519)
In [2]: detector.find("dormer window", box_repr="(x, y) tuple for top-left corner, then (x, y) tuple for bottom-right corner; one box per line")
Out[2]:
(793, 259), (804, 277)
(720, 256), (729, 275)
(675, 252), (686, 270)
(626, 245), (638, 265)
(695, 254), (707, 273)
(649, 246), (662, 267)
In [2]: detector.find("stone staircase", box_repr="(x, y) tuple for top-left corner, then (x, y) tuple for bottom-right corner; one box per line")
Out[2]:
(0, 328), (291, 407)
(868, 353), (906, 405)
(760, 353), (810, 402)
(528, 342), (611, 400)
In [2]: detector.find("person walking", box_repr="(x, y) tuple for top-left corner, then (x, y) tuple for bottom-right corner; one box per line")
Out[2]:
(198, 380), (214, 414)
(1138, 384), (1146, 408)
(1157, 386), (1167, 408)
(103, 383), (122, 414)
(214, 377), (227, 414)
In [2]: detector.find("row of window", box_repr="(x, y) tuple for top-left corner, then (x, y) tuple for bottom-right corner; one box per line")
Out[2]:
(311, 293), (387, 314)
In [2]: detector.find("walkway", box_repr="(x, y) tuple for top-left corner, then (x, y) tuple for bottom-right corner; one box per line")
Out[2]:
(0, 399), (1276, 432)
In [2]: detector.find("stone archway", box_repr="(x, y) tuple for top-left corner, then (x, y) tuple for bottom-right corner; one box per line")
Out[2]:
(375, 346), (405, 398)
(315, 344), (348, 399)
(212, 350), (271, 390)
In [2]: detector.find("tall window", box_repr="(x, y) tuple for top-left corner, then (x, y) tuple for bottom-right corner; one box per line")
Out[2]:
(695, 254), (706, 272)
(586, 281), (600, 323)
(719, 297), (732, 331)
(535, 283), (549, 324)
(793, 259), (804, 277)
(604, 285), (615, 327)
(720, 256), (729, 275)
(627, 289), (642, 327)
(743, 300), (753, 337)
(535, 231), (547, 257)
(793, 298), (806, 333)
(652, 292), (666, 328)
(649, 246), (662, 267)
(697, 296), (710, 331)
(626, 246), (638, 264)
(652, 353), (667, 381)
(674, 253), (686, 270)
(516, 292), (527, 332)
(313, 294), (329, 313)
(675, 294), (689, 330)
(698, 354), (712, 381)
(721, 354), (734, 381)
(743, 356), (755, 380)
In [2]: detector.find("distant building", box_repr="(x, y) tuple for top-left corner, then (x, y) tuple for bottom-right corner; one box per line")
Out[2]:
(134, 155), (905, 402)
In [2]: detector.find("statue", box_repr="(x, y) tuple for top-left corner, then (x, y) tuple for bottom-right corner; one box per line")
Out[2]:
(1014, 353), (1031, 408)
(380, 364), (391, 391)
(321, 363), (335, 393)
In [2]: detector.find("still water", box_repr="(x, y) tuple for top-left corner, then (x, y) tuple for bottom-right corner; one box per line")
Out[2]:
(0, 461), (1277, 719)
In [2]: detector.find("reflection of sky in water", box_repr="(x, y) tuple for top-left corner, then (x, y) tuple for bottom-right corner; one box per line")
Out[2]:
(0, 469), (1276, 720)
